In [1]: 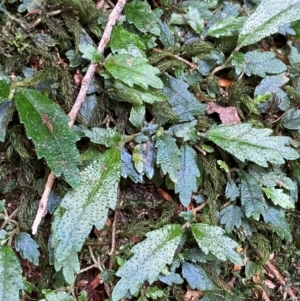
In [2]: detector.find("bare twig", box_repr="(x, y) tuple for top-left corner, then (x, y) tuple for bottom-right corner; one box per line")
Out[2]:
(0, 208), (18, 230)
(32, 0), (127, 235)
(108, 211), (118, 268)
(153, 48), (198, 70)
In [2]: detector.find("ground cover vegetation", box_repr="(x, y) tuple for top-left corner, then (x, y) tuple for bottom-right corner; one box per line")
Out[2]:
(1, 0), (300, 300)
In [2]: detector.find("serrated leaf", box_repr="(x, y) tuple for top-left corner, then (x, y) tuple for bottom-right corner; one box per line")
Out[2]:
(260, 171), (295, 190)
(155, 133), (181, 182)
(162, 74), (206, 121)
(78, 44), (101, 63)
(32, 33), (56, 50)
(234, 51), (287, 78)
(16, 89), (81, 187)
(0, 80), (10, 100)
(83, 127), (121, 147)
(225, 179), (240, 201)
(112, 224), (183, 301)
(124, 0), (160, 36)
(205, 124), (299, 167)
(262, 187), (294, 209)
(220, 204), (244, 232)
(121, 148), (144, 183)
(15, 232), (40, 265)
(263, 205), (292, 241)
(281, 109), (300, 130)
(0, 246), (24, 301)
(191, 223), (243, 265)
(52, 148), (121, 268)
(238, 0), (300, 48)
(104, 54), (163, 89)
(110, 24), (146, 53)
(175, 144), (200, 206)
(42, 291), (75, 301)
(245, 261), (263, 279)
(207, 16), (246, 38)
(240, 171), (266, 220)
(167, 120), (198, 142)
(254, 73), (289, 96)
(145, 287), (164, 299)
(186, 7), (204, 34)
(158, 21), (175, 48)
(182, 262), (216, 290)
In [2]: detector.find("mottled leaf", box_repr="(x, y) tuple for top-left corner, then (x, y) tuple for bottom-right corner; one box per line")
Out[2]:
(104, 54), (163, 89)
(254, 74), (289, 95)
(192, 223), (243, 265)
(0, 80), (10, 101)
(225, 179), (240, 201)
(220, 204), (244, 232)
(240, 171), (266, 220)
(182, 262), (216, 290)
(262, 187), (294, 209)
(41, 291), (76, 301)
(186, 7), (204, 34)
(15, 232), (40, 265)
(112, 224), (183, 301)
(78, 44), (101, 63)
(238, 0), (300, 48)
(0, 246), (24, 301)
(83, 127), (121, 147)
(16, 89), (81, 187)
(130, 105), (145, 128)
(205, 124), (299, 167)
(175, 144), (200, 206)
(155, 133), (181, 182)
(121, 148), (144, 183)
(281, 109), (300, 130)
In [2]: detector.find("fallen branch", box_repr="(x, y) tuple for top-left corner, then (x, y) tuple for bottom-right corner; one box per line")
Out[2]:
(32, 0), (127, 235)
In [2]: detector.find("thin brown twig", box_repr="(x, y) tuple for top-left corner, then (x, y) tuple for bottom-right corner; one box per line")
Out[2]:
(31, 0), (127, 235)
(153, 48), (198, 70)
(0, 208), (18, 230)
(108, 210), (118, 268)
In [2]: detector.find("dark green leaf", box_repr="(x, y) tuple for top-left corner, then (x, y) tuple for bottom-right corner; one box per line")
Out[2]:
(245, 260), (263, 279)
(0, 246), (24, 301)
(112, 224), (183, 301)
(182, 262), (216, 290)
(220, 204), (244, 232)
(206, 124), (299, 167)
(16, 89), (81, 187)
(238, 0), (300, 48)
(162, 74), (206, 122)
(192, 223), (243, 265)
(0, 200), (4, 212)
(104, 54), (163, 89)
(83, 127), (121, 147)
(186, 7), (204, 34)
(281, 109), (300, 130)
(15, 232), (40, 265)
(110, 25), (146, 54)
(32, 33), (56, 50)
(155, 133), (181, 182)
(175, 144), (200, 206)
(263, 205), (292, 241)
(240, 171), (266, 220)
(124, 0), (160, 36)
(158, 21), (175, 48)
(0, 101), (14, 142)
(52, 148), (121, 278)
(0, 80), (10, 100)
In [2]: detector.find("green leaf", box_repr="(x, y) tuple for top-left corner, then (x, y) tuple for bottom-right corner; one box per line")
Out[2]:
(0, 246), (24, 301)
(130, 105), (145, 128)
(155, 133), (181, 182)
(112, 224), (183, 301)
(207, 16), (246, 38)
(124, 0), (160, 36)
(182, 262), (216, 290)
(78, 44), (102, 63)
(175, 144), (200, 206)
(260, 171), (295, 190)
(158, 21), (175, 48)
(110, 25), (146, 54)
(52, 148), (121, 270)
(238, 0), (300, 48)
(225, 180), (240, 201)
(186, 7), (204, 34)
(233, 51), (286, 78)
(104, 54), (163, 89)
(162, 74), (206, 122)
(16, 89), (81, 187)
(133, 144), (144, 174)
(15, 232), (40, 265)
(205, 124), (299, 167)
(245, 261), (263, 279)
(220, 204), (244, 232)
(240, 171), (266, 220)
(113, 81), (166, 105)
(0, 200), (4, 213)
(83, 127), (121, 147)
(263, 205), (292, 241)
(167, 120), (198, 142)
(41, 291), (76, 301)
(144, 287), (164, 299)
(121, 148), (144, 183)
(281, 109), (300, 130)
(0, 80), (10, 100)
(191, 223), (243, 265)
(262, 187), (294, 209)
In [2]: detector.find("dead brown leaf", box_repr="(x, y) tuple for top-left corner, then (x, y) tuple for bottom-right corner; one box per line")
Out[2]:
(206, 102), (241, 125)
(185, 286), (205, 301)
